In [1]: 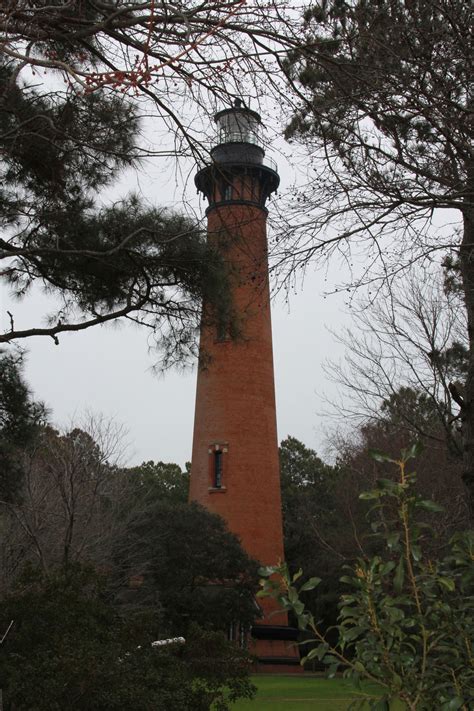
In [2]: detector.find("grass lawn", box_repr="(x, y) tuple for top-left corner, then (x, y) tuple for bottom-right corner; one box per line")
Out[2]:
(229, 675), (404, 711)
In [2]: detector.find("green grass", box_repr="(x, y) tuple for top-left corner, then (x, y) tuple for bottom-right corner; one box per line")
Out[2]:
(229, 675), (404, 711)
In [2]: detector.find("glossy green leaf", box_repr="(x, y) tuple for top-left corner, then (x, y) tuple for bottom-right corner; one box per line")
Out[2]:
(417, 499), (444, 513)
(369, 449), (395, 463)
(405, 441), (424, 460)
(258, 566), (276, 577)
(360, 489), (383, 500)
(299, 576), (322, 592)
(441, 697), (465, 710)
(340, 575), (356, 585)
(304, 647), (321, 661)
(327, 664), (339, 678)
(315, 643), (329, 660)
(380, 561), (396, 575)
(297, 613), (311, 631)
(438, 577), (455, 591)
(292, 601), (304, 616)
(372, 700), (390, 711)
(386, 532), (400, 549)
(376, 478), (398, 491)
(342, 625), (366, 641)
(394, 558), (405, 593)
(292, 568), (303, 583)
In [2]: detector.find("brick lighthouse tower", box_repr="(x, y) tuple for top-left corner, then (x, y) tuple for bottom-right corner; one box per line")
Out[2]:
(189, 100), (299, 670)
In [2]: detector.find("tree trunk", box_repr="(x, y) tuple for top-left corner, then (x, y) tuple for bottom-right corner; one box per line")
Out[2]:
(459, 190), (474, 520)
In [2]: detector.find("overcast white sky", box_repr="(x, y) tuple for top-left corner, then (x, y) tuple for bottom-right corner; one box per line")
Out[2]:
(1, 108), (354, 468)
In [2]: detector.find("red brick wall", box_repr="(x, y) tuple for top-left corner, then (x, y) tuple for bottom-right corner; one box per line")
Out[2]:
(189, 202), (287, 626)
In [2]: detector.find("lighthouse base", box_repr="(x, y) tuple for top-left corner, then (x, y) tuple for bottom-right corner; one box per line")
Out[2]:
(250, 625), (302, 674)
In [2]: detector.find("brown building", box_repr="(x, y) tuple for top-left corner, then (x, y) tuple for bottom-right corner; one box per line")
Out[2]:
(189, 101), (300, 671)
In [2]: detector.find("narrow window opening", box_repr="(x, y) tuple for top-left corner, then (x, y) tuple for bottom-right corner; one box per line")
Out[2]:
(222, 183), (233, 201)
(214, 450), (223, 488)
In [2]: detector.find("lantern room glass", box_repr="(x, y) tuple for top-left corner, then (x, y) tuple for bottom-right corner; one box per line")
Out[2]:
(216, 110), (261, 147)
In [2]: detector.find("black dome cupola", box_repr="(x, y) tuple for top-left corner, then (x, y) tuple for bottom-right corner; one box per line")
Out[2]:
(195, 99), (279, 213)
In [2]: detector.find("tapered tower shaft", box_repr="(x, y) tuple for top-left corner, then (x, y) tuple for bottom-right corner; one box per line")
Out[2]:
(190, 202), (284, 577)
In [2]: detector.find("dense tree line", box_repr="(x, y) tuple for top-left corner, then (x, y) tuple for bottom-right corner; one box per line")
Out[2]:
(278, 265), (471, 631)
(274, 302), (473, 703)
(279, 426), (469, 638)
(0, 356), (258, 710)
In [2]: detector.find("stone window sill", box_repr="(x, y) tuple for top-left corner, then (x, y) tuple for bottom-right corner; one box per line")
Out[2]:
(208, 486), (227, 493)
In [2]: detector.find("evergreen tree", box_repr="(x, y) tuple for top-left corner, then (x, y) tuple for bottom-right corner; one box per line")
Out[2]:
(0, 564), (255, 711)
(279, 437), (346, 630)
(113, 496), (260, 634)
(1, 55), (228, 362)
(124, 460), (190, 505)
(0, 352), (45, 499)
(1, 1), (296, 358)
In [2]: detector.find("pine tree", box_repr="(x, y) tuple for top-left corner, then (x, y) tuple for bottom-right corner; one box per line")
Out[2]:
(1, 1), (295, 356)
(0, 352), (45, 499)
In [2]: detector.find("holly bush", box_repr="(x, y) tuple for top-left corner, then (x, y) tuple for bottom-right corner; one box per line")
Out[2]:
(260, 444), (474, 711)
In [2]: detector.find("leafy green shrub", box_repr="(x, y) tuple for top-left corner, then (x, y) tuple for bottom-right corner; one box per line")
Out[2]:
(260, 444), (474, 711)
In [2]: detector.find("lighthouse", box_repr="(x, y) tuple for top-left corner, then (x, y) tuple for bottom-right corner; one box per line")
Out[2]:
(189, 100), (300, 670)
